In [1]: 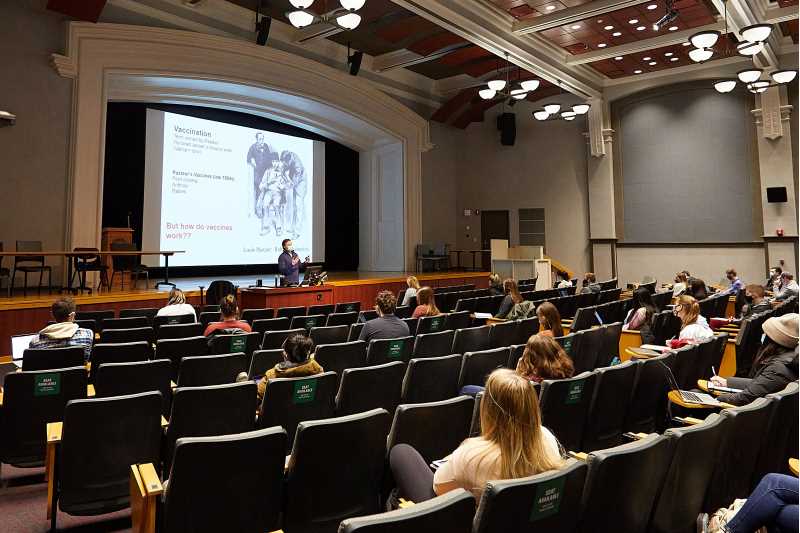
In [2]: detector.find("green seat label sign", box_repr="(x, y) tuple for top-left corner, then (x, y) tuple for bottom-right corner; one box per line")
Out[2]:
(388, 339), (404, 358)
(293, 379), (317, 404)
(34, 374), (61, 397)
(565, 380), (585, 405)
(230, 336), (247, 352)
(530, 477), (566, 521)
(430, 316), (444, 331)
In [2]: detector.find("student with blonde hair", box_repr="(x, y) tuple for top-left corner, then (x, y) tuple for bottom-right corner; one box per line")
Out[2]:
(411, 286), (441, 319)
(156, 287), (197, 321)
(673, 294), (713, 343)
(401, 275), (420, 306)
(488, 273), (503, 296)
(390, 368), (564, 502)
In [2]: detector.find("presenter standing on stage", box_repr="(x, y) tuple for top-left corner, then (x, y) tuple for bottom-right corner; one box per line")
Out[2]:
(278, 238), (310, 286)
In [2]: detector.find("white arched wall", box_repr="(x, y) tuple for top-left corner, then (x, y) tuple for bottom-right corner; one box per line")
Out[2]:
(52, 22), (432, 272)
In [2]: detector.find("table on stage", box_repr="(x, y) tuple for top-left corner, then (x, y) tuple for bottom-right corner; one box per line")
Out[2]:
(449, 249), (490, 271)
(0, 250), (184, 292)
(240, 285), (334, 310)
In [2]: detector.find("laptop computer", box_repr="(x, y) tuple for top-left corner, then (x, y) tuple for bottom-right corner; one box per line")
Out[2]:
(659, 359), (721, 407)
(11, 333), (37, 368)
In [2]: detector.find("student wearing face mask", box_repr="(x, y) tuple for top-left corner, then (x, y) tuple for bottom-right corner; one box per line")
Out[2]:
(277, 238), (310, 286)
(719, 268), (744, 296)
(672, 295), (713, 344)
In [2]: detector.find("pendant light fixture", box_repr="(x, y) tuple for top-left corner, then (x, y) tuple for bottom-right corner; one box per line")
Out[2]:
(689, 47), (714, 62)
(713, 79), (737, 93)
(287, 0), (366, 30)
(543, 103), (561, 115)
(287, 9), (315, 28)
(520, 79), (540, 92)
(533, 109), (549, 121)
(572, 103), (591, 114)
(336, 12), (361, 29)
(737, 68), (762, 83)
(487, 79), (507, 91)
(737, 41), (764, 56)
(771, 70), (798, 84)
(290, 0), (314, 8)
(340, 0), (366, 9)
(478, 88), (497, 100)
(740, 23), (772, 44)
(689, 29), (720, 49)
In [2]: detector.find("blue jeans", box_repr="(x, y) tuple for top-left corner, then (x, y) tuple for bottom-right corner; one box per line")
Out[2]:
(727, 474), (798, 533)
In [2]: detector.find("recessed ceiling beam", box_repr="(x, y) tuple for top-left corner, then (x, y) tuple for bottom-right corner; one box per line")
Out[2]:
(293, 21), (344, 43)
(514, 0), (649, 34)
(372, 42), (472, 71)
(709, 0), (778, 68)
(762, 5), (799, 25)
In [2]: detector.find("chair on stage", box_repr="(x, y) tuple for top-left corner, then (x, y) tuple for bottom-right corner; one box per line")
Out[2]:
(11, 240), (51, 297)
(70, 247), (109, 294)
(109, 242), (149, 290)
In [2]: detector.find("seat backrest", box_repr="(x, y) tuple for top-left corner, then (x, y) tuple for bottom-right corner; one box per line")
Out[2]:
(208, 332), (261, 369)
(395, 305), (412, 319)
(582, 361), (637, 451)
(290, 314), (327, 331)
(400, 354), (464, 404)
(651, 291), (672, 311)
(358, 309), (378, 322)
(573, 327), (603, 373)
(444, 310), (472, 331)
(340, 489), (475, 533)
(240, 308), (275, 323)
(200, 304), (220, 314)
(755, 382), (799, 481)
(649, 414), (728, 533)
(336, 361), (406, 416)
(310, 325), (350, 346)
(473, 460), (588, 533)
(367, 336), (413, 365)
(22, 346), (86, 371)
(99, 326), (155, 345)
(413, 330), (455, 358)
(0, 366), (86, 466)
(554, 331), (584, 367)
(349, 322), (365, 341)
(94, 359), (172, 416)
(119, 308), (158, 322)
(15, 239), (44, 263)
(59, 392), (162, 515)
(388, 396), (474, 464)
(403, 317), (418, 337)
(671, 343), (700, 390)
(697, 296), (716, 319)
(101, 316), (150, 331)
(248, 349), (284, 380)
(155, 335), (208, 380)
(314, 341), (367, 384)
(326, 311), (359, 327)
(163, 427), (287, 533)
(75, 309), (115, 325)
(276, 306), (307, 320)
(475, 296), (494, 314)
(693, 336), (717, 381)
(198, 311), (222, 328)
(155, 322), (204, 340)
(177, 352), (247, 387)
(335, 301), (361, 314)
(507, 344), (525, 369)
(709, 333), (728, 378)
(488, 320), (518, 349)
(454, 297), (476, 312)
(515, 317), (540, 345)
(153, 313), (195, 328)
(258, 372), (338, 450)
(469, 391), (483, 437)
(624, 352), (674, 434)
(261, 328), (306, 349)
(651, 310), (681, 345)
(285, 409), (391, 533)
(539, 372), (598, 452)
(165, 381), (257, 471)
(252, 317), (291, 335)
(89, 341), (152, 382)
(457, 348), (509, 389)
(597, 322), (622, 367)
(307, 303), (335, 316)
(580, 435), (673, 533)
(417, 314), (447, 335)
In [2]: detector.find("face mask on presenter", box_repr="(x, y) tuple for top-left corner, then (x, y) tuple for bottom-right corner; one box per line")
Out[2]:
(282, 240), (310, 264)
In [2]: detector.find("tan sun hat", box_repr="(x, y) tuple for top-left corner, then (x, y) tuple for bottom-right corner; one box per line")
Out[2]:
(762, 313), (799, 349)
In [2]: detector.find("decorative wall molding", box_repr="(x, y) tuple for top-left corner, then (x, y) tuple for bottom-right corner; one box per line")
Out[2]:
(752, 88), (793, 139)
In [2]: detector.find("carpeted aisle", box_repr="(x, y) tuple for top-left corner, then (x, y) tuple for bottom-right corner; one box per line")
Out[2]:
(0, 464), (131, 532)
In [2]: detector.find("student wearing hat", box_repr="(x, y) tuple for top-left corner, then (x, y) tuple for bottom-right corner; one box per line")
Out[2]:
(711, 313), (799, 406)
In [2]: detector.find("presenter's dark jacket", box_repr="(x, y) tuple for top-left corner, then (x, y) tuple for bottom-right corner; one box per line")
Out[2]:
(278, 251), (301, 284)
(717, 348), (798, 406)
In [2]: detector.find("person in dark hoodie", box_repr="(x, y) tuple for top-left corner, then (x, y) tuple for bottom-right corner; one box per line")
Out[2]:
(256, 333), (323, 403)
(29, 298), (94, 360)
(712, 313), (798, 406)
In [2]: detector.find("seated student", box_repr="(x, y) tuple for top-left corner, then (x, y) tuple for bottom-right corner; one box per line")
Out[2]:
(689, 278), (710, 301)
(719, 268), (745, 296)
(156, 287), (197, 321)
(516, 334), (574, 383)
(700, 473), (798, 533)
(203, 294), (251, 336)
(536, 301), (563, 338)
(767, 266), (783, 292)
(256, 333), (322, 402)
(738, 284), (772, 320)
(579, 272), (601, 294)
(495, 279), (534, 319)
(487, 273), (504, 296)
(401, 275), (420, 306)
(390, 369), (563, 502)
(554, 271), (572, 289)
(411, 286), (441, 319)
(672, 272), (689, 297)
(774, 272), (799, 301)
(29, 297), (94, 361)
(711, 313), (798, 406)
(672, 295), (714, 344)
(358, 290), (410, 342)
(623, 287), (658, 333)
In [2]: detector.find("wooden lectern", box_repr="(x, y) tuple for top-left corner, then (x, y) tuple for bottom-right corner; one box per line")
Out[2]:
(101, 227), (134, 289)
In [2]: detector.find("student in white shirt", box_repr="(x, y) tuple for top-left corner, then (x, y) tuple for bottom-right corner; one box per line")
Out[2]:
(389, 369), (564, 502)
(401, 275), (420, 306)
(673, 295), (713, 343)
(156, 288), (197, 321)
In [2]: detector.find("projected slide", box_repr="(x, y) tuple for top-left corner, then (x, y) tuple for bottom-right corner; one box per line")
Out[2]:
(142, 110), (324, 267)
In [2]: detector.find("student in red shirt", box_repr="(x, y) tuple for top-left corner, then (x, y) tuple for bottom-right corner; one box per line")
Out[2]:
(204, 294), (252, 336)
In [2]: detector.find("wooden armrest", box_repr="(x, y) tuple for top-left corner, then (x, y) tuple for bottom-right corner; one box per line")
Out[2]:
(676, 416), (705, 425)
(87, 384), (96, 397)
(697, 380), (709, 392)
(567, 451), (588, 461)
(47, 422), (63, 444)
(398, 499), (416, 508)
(130, 463), (161, 533)
(0, 390), (3, 406)
(789, 458), (798, 476)
(161, 416), (169, 429)
(46, 421), (63, 520)
(170, 380), (177, 389)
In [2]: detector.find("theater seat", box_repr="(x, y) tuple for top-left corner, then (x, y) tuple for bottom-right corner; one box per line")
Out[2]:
(507, 344), (525, 369)
(277, 306), (307, 320)
(94, 359), (172, 416)
(284, 409), (391, 533)
(400, 354), (463, 404)
(582, 360), (637, 451)
(308, 304), (335, 316)
(262, 328), (306, 349)
(22, 346), (85, 372)
(153, 313), (195, 329)
(624, 352), (674, 434)
(176, 352), (247, 387)
(539, 372), (598, 452)
(155, 336), (208, 380)
(248, 348), (284, 380)
(755, 382), (799, 480)
(313, 341), (367, 384)
(101, 316), (149, 330)
(334, 301), (361, 314)
(310, 325), (350, 345)
(412, 330), (455, 358)
(444, 311), (471, 332)
(240, 307), (275, 323)
(290, 314), (326, 331)
(339, 489), (475, 533)
(417, 315), (447, 335)
(457, 348), (509, 389)
(99, 326), (155, 345)
(155, 322), (204, 340)
(335, 361), (406, 416)
(251, 317), (291, 336)
(367, 336), (413, 365)
(326, 311), (359, 327)
(89, 341), (152, 382)
(514, 317), (539, 345)
(488, 320), (517, 349)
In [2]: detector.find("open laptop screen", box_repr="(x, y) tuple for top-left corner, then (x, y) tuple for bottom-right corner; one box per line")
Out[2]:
(11, 334), (37, 362)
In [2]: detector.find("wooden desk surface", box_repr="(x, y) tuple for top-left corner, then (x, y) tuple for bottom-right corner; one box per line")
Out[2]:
(0, 250), (183, 256)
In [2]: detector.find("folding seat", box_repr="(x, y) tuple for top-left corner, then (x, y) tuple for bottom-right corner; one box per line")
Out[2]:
(403, 317), (418, 336)
(452, 325), (491, 355)
(578, 434), (673, 533)
(277, 306), (307, 320)
(101, 316), (150, 331)
(417, 314), (447, 335)
(75, 309), (114, 330)
(697, 295), (717, 319)
(94, 359), (173, 416)
(199, 304), (220, 314)
(734, 317), (760, 377)
(445, 310), (471, 331)
(649, 414), (728, 533)
(208, 331), (261, 370)
(514, 317), (539, 345)
(582, 361), (637, 451)
(473, 460), (587, 533)
(538, 372), (598, 452)
(469, 391), (483, 437)
(651, 310), (681, 345)
(412, 330), (455, 358)
(99, 326), (155, 345)
(153, 313), (195, 329)
(651, 291), (672, 311)
(453, 297), (476, 312)
(358, 309), (378, 322)
(349, 322), (365, 341)
(164, 381), (257, 472)
(336, 361), (406, 416)
(310, 325), (350, 346)
(262, 328), (306, 349)
(572, 327), (603, 373)
(672, 343), (701, 390)
(598, 288), (621, 305)
(507, 344), (525, 369)
(439, 292), (458, 313)
(395, 306), (412, 319)
(475, 296), (494, 314)
(258, 371), (338, 450)
(457, 348), (509, 389)
(489, 294), (506, 314)
(326, 311), (359, 327)
(387, 396), (474, 464)
(22, 346), (85, 371)
(597, 321), (622, 367)
(283, 409), (391, 533)
(46, 392), (162, 531)
(598, 278), (618, 291)
(132, 427), (287, 533)
(400, 354), (463, 404)
(0, 366), (86, 469)
(335, 301), (361, 314)
(252, 317), (291, 336)
(240, 307), (275, 323)
(488, 320), (517, 349)
(155, 322), (204, 340)
(198, 310), (222, 328)
(176, 352), (247, 387)
(248, 348), (284, 380)
(89, 341), (152, 382)
(574, 292), (598, 311)
(554, 330), (583, 365)
(624, 352), (674, 434)
(693, 336), (718, 381)
(119, 307), (158, 323)
(339, 489), (475, 533)
(367, 336), (413, 365)
(308, 303), (335, 316)
(755, 382), (799, 480)
(709, 332), (728, 378)
(314, 340), (367, 383)
(289, 314), (326, 331)
(155, 336), (208, 380)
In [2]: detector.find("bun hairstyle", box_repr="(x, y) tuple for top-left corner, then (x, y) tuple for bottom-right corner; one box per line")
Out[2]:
(220, 294), (239, 319)
(283, 333), (315, 364)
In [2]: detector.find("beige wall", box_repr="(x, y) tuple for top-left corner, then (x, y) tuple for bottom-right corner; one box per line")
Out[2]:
(0, 0), (71, 281)
(420, 122), (461, 246)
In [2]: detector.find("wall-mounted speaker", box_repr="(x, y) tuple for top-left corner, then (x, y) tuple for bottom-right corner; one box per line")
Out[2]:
(497, 112), (516, 146)
(767, 186), (788, 203)
(348, 50), (363, 76)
